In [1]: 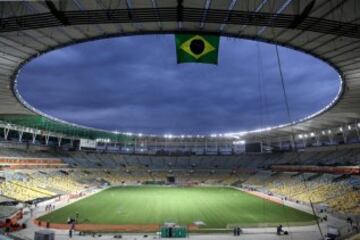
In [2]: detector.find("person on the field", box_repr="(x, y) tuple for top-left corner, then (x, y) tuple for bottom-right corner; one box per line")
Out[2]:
(75, 212), (79, 223)
(237, 227), (241, 236)
(169, 227), (173, 237)
(277, 225), (284, 235)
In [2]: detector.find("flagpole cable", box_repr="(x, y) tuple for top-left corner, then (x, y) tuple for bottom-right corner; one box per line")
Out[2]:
(274, 42), (325, 240)
(255, 41), (269, 230)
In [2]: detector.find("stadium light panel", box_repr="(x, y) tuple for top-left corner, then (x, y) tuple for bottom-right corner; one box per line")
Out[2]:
(164, 134), (173, 139)
(233, 140), (245, 145)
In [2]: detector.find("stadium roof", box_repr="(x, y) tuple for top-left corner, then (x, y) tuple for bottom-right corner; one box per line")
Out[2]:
(0, 0), (359, 143)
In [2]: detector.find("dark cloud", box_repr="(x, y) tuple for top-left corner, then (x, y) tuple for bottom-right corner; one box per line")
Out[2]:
(17, 35), (339, 135)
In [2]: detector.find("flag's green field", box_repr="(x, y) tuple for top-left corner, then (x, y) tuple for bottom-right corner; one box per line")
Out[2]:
(39, 186), (315, 229)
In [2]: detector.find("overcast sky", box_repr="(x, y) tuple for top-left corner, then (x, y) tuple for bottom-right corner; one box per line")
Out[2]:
(17, 35), (340, 135)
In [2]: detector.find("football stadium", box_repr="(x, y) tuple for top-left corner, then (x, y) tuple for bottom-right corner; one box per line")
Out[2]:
(0, 1), (359, 240)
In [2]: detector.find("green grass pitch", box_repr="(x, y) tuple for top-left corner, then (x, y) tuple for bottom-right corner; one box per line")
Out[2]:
(39, 186), (315, 229)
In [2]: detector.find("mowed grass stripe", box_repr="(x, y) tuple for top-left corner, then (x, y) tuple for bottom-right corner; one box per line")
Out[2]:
(38, 186), (315, 228)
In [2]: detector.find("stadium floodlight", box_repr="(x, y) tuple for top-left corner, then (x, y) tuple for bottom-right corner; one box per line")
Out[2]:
(321, 130), (326, 135)
(347, 125), (352, 130)
(233, 140), (245, 145)
(339, 127), (343, 132)
(358, 123), (360, 128)
(310, 132), (315, 137)
(210, 134), (217, 138)
(164, 134), (173, 139)
(328, 129), (332, 134)
(138, 133), (143, 137)
(298, 134), (303, 139)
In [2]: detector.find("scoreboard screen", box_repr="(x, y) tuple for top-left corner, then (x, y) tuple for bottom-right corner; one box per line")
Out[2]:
(245, 142), (262, 152)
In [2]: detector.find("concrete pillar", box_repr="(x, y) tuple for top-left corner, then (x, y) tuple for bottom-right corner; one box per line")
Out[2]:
(3, 128), (9, 140)
(18, 131), (23, 143)
(32, 133), (37, 144)
(45, 135), (50, 145)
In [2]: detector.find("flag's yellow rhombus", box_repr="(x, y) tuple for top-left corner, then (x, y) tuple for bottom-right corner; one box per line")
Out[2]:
(180, 35), (216, 59)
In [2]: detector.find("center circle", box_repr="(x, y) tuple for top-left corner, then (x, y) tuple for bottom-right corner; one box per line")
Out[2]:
(190, 39), (205, 55)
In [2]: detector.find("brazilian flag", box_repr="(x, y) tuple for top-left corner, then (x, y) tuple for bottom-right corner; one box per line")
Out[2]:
(175, 34), (220, 64)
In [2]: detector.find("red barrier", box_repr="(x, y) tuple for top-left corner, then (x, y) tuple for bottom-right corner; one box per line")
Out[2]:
(271, 165), (360, 175)
(0, 158), (63, 164)
(0, 157), (67, 169)
(0, 209), (23, 229)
